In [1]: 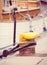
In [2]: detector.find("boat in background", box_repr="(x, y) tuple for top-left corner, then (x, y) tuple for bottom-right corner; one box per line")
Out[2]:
(0, 0), (40, 22)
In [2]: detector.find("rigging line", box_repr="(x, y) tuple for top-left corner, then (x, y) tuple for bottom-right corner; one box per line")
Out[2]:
(36, 56), (47, 65)
(39, 1), (47, 31)
(26, 0), (33, 32)
(36, 58), (44, 65)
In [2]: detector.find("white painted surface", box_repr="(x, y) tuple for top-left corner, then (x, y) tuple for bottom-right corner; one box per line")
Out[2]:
(0, 17), (47, 53)
(35, 32), (47, 53)
(0, 56), (45, 65)
(0, 23), (14, 48)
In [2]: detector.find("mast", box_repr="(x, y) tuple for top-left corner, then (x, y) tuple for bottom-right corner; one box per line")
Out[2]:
(9, 0), (17, 46)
